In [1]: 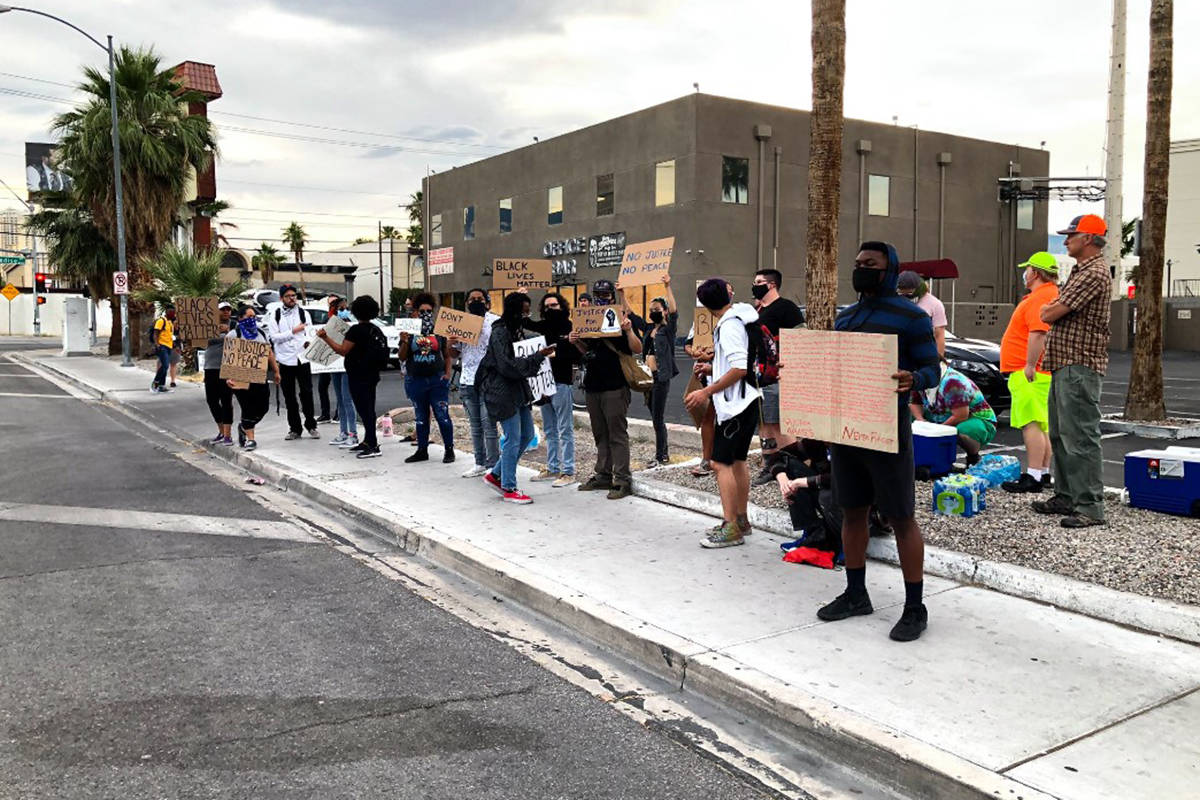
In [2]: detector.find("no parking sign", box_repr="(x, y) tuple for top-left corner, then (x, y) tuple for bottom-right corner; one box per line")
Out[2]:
(112, 272), (128, 295)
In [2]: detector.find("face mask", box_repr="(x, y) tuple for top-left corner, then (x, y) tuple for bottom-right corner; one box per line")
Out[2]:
(852, 267), (885, 294)
(237, 318), (259, 339)
(750, 284), (770, 301)
(543, 307), (563, 320)
(467, 300), (487, 316)
(594, 296), (612, 307)
(650, 311), (664, 324)
(419, 310), (434, 335)
(338, 309), (352, 321)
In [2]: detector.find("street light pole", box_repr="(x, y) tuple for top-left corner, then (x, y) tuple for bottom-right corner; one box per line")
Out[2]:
(0, 6), (133, 366)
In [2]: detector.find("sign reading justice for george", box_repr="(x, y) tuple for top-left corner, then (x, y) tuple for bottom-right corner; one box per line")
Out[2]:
(493, 258), (552, 290)
(572, 305), (623, 338)
(616, 237), (674, 289)
(432, 307), (484, 345)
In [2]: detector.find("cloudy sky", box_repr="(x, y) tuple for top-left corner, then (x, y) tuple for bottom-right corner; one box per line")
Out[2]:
(1, 0), (1196, 252)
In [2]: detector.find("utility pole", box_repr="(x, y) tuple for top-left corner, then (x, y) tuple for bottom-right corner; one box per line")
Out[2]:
(1104, 0), (1127, 297)
(377, 220), (384, 307)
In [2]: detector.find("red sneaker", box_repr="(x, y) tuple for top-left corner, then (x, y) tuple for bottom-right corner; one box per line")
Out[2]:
(482, 471), (504, 495)
(502, 490), (533, 505)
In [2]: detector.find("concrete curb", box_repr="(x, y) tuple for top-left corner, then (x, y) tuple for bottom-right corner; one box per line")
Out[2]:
(632, 470), (1200, 646)
(1100, 415), (1200, 440)
(15, 354), (1064, 800)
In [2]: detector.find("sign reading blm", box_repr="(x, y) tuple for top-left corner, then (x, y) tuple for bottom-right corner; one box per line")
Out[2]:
(616, 237), (674, 289)
(493, 258), (552, 290)
(220, 338), (272, 384)
(432, 306), (484, 345)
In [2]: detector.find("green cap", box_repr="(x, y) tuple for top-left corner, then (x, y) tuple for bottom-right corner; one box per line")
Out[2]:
(1017, 251), (1058, 274)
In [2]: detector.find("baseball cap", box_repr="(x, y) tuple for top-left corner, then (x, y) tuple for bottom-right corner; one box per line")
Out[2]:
(591, 279), (615, 296)
(1017, 252), (1059, 274)
(217, 301), (232, 310)
(1056, 214), (1106, 236)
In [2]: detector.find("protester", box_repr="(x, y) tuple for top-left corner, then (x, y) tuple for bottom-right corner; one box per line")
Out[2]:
(325, 300), (359, 448)
(266, 283), (319, 440)
(398, 292), (455, 464)
(817, 241), (940, 642)
(523, 291), (579, 487)
(315, 295), (345, 424)
(226, 306), (280, 452)
(909, 358), (997, 464)
(477, 292), (555, 504)
(642, 276), (679, 467)
(773, 440), (841, 558)
(203, 301), (234, 445)
(1035, 215), (1111, 527)
(149, 305), (176, 394)
(898, 271), (948, 356)
(450, 289), (501, 476)
(1000, 252), (1060, 493)
(317, 295), (386, 459)
(577, 293), (592, 308)
(568, 279), (641, 499)
(168, 331), (181, 390)
(685, 279), (762, 548)
(751, 268), (805, 484)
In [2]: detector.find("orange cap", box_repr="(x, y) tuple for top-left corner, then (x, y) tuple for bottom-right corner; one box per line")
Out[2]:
(1056, 214), (1107, 236)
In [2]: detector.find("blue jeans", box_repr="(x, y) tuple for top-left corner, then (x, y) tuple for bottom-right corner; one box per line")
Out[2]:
(460, 383), (499, 467)
(405, 373), (454, 450)
(153, 344), (171, 387)
(491, 406), (534, 492)
(540, 383), (575, 475)
(331, 372), (356, 437)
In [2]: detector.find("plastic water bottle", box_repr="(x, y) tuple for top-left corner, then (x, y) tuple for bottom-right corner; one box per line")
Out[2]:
(379, 415), (393, 438)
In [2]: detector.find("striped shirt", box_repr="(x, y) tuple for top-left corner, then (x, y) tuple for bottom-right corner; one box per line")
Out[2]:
(835, 294), (940, 396)
(1043, 254), (1111, 375)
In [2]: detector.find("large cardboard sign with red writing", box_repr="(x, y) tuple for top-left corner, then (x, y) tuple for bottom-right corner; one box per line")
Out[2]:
(779, 329), (899, 454)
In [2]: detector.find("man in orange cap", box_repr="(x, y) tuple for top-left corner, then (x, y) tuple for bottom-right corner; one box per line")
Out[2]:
(1035, 215), (1111, 527)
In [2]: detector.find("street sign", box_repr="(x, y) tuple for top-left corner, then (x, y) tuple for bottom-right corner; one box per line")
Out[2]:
(112, 272), (128, 295)
(1, 283), (18, 301)
(0, 256), (24, 265)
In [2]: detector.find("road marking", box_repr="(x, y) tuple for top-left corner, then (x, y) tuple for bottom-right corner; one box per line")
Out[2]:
(0, 391), (75, 399)
(1, 354), (95, 400)
(0, 503), (314, 542)
(0, 371), (36, 376)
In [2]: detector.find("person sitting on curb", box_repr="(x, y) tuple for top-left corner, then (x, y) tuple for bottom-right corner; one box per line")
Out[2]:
(685, 278), (762, 548)
(909, 358), (997, 466)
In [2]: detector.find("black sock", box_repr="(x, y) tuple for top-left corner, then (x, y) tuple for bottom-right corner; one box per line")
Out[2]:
(846, 566), (866, 597)
(904, 580), (924, 608)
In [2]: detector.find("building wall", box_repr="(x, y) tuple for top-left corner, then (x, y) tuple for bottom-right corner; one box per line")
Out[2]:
(1165, 140), (1200, 296)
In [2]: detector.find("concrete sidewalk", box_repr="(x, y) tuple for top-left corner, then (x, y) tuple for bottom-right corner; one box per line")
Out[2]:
(18, 351), (1200, 800)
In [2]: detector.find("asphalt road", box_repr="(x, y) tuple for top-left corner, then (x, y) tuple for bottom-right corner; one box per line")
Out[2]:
(0, 343), (773, 799)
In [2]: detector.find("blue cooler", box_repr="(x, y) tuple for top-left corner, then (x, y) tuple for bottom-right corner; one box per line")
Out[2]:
(1124, 447), (1200, 517)
(932, 474), (988, 517)
(913, 420), (957, 479)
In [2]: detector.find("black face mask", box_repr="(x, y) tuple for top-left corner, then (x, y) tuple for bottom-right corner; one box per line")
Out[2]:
(543, 307), (563, 320)
(852, 267), (886, 294)
(467, 300), (487, 316)
(649, 311), (664, 324)
(750, 284), (770, 301)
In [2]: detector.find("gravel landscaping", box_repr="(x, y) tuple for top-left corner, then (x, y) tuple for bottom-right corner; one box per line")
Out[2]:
(652, 455), (1200, 607)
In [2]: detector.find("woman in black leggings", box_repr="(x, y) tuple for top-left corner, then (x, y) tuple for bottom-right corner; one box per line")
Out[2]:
(317, 295), (384, 459)
(226, 306), (280, 452)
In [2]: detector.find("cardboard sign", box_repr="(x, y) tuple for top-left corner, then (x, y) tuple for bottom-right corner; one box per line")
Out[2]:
(394, 318), (423, 336)
(433, 307), (484, 345)
(778, 329), (899, 454)
(303, 315), (349, 368)
(175, 296), (220, 346)
(573, 305), (623, 338)
(616, 237), (674, 289)
(691, 307), (717, 350)
(683, 372), (707, 429)
(514, 335), (556, 401)
(493, 258), (552, 290)
(220, 337), (272, 384)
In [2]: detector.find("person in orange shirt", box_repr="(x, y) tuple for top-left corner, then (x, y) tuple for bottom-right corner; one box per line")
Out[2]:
(999, 252), (1059, 493)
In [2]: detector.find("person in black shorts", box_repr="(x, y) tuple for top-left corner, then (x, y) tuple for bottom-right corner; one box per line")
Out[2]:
(751, 268), (805, 485)
(819, 242), (940, 642)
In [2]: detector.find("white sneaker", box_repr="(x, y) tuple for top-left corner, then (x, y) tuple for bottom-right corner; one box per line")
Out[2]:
(338, 436), (360, 449)
(329, 433), (349, 445)
(461, 464), (489, 478)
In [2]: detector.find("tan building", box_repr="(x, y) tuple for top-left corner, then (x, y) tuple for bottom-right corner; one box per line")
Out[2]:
(1164, 139), (1200, 297)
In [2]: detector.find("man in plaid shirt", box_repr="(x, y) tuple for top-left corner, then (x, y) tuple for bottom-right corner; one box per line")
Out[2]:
(1035, 215), (1111, 527)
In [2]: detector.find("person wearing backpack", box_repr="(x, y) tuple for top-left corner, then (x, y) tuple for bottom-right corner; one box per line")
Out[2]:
(266, 284), (319, 441)
(149, 305), (176, 393)
(397, 292), (455, 464)
(684, 279), (762, 548)
(750, 268), (805, 485)
(316, 294), (388, 459)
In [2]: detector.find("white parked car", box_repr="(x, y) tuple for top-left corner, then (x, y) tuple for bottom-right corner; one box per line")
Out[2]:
(371, 317), (401, 368)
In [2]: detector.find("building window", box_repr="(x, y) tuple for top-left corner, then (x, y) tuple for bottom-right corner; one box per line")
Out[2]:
(596, 174), (614, 216)
(548, 185), (563, 225)
(1016, 199), (1034, 230)
(655, 160), (675, 207)
(463, 205), (475, 240)
(430, 213), (443, 246)
(499, 197), (512, 233)
(722, 156), (749, 204)
(868, 174), (890, 216)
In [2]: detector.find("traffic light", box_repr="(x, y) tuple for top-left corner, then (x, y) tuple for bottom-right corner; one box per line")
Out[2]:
(34, 272), (47, 294)
(36, 296), (46, 305)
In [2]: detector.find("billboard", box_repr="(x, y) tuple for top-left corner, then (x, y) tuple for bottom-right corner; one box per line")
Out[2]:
(25, 142), (73, 200)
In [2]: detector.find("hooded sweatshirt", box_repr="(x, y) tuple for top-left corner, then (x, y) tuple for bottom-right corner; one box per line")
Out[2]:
(835, 243), (940, 400)
(710, 302), (762, 423)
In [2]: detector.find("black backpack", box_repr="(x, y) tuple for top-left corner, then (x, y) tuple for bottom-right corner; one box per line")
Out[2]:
(745, 321), (780, 387)
(362, 324), (390, 370)
(274, 306), (307, 325)
(148, 317), (164, 347)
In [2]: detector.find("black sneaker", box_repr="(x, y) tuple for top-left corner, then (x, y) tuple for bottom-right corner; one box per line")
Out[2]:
(405, 449), (429, 464)
(817, 591), (874, 621)
(1002, 473), (1043, 494)
(889, 604), (928, 642)
(1041, 474), (1053, 490)
(1031, 495), (1074, 515)
(751, 467), (776, 487)
(315, 415), (332, 424)
(356, 445), (382, 459)
(442, 449), (455, 464)
(578, 476), (613, 492)
(1061, 513), (1104, 528)
(346, 442), (367, 453)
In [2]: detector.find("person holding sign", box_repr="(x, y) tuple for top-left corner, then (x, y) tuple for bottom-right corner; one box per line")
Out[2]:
(225, 306), (280, 453)
(267, 284), (320, 441)
(567, 279), (642, 500)
(398, 293), (455, 464)
(317, 295), (389, 459)
(452, 289), (501, 478)
(521, 292), (578, 487)
(476, 293), (555, 504)
(639, 276), (679, 467)
(203, 302), (235, 445)
(819, 242), (940, 643)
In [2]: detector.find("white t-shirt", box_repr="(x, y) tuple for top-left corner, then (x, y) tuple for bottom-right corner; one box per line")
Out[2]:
(710, 303), (762, 423)
(457, 311), (500, 387)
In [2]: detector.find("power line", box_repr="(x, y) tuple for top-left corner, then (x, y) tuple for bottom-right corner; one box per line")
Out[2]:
(224, 216), (385, 229)
(215, 124), (485, 159)
(212, 110), (507, 151)
(0, 71), (75, 89)
(231, 207), (396, 219)
(220, 178), (408, 198)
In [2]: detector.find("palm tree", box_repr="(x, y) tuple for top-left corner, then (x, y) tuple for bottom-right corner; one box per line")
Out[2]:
(281, 221), (309, 297)
(379, 224), (401, 240)
(251, 242), (285, 285)
(406, 189), (423, 248)
(352, 236), (374, 245)
(804, 0), (846, 331)
(25, 203), (116, 304)
(1125, 0), (1173, 421)
(196, 199), (238, 249)
(52, 46), (217, 356)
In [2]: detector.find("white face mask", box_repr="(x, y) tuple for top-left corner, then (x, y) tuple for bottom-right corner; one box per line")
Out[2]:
(925, 362), (949, 406)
